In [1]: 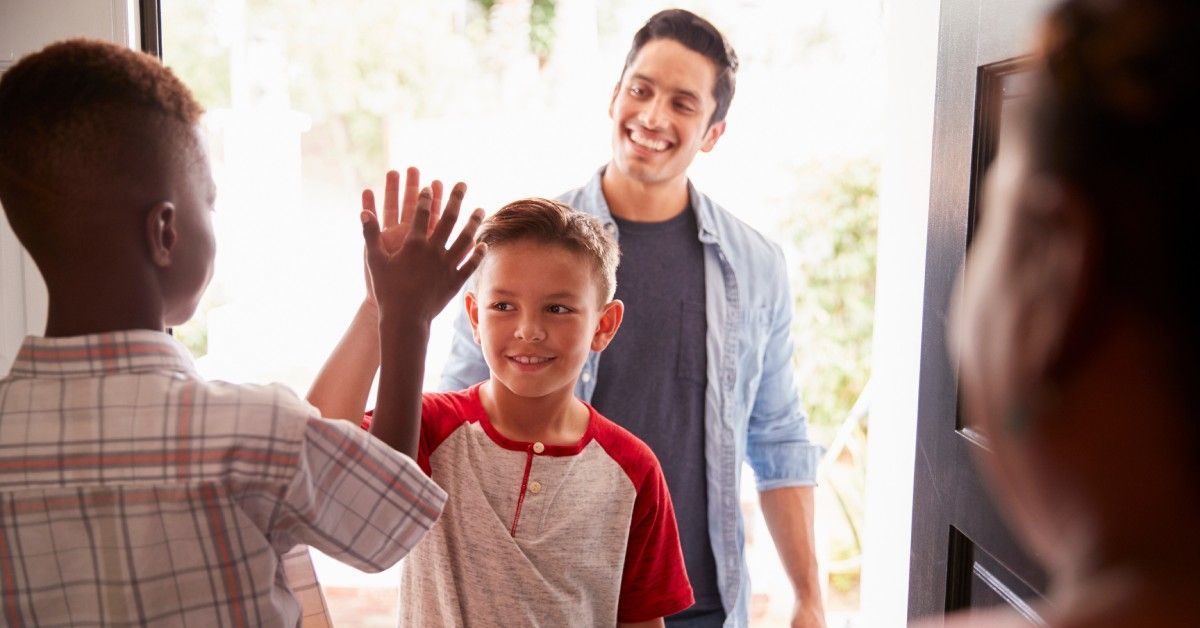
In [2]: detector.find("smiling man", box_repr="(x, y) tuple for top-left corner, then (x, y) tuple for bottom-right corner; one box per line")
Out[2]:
(442, 10), (826, 628)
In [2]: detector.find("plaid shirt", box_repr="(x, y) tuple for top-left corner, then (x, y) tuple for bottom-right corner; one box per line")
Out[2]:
(0, 331), (446, 627)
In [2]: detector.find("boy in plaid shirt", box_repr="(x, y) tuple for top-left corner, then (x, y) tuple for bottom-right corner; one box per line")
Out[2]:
(0, 39), (480, 626)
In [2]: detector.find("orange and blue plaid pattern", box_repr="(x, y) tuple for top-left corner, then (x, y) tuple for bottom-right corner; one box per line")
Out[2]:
(0, 330), (445, 627)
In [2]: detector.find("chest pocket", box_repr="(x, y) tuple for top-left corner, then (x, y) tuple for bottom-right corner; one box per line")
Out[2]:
(677, 300), (708, 384)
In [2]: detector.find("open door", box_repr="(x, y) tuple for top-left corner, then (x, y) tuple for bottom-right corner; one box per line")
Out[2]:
(908, 0), (1056, 621)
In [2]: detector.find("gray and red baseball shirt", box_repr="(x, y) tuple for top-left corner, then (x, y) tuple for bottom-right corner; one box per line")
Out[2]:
(365, 383), (694, 625)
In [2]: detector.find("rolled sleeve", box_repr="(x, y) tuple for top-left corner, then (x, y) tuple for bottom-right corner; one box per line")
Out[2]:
(745, 247), (825, 491)
(749, 437), (824, 491)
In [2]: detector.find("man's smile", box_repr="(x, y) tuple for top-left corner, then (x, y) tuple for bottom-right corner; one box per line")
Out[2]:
(627, 127), (673, 152)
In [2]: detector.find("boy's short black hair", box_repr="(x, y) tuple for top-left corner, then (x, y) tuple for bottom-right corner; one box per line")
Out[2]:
(476, 198), (619, 303)
(0, 38), (203, 248)
(620, 9), (739, 126)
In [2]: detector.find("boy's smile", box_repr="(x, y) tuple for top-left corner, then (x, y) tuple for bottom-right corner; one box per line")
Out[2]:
(467, 239), (619, 401)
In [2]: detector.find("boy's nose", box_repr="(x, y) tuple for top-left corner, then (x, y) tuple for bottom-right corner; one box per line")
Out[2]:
(514, 320), (546, 343)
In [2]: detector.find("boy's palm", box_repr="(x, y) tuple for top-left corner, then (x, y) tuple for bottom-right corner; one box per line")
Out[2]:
(362, 167), (448, 306)
(361, 181), (485, 324)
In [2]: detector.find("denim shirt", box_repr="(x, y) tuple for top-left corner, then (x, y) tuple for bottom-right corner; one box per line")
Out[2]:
(440, 168), (823, 627)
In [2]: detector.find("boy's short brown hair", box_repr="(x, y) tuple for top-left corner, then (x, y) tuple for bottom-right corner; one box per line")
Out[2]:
(0, 38), (203, 247)
(476, 198), (620, 303)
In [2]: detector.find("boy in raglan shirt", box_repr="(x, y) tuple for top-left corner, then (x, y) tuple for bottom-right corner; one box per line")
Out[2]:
(316, 185), (694, 626)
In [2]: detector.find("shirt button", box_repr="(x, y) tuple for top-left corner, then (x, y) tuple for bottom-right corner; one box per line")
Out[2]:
(581, 372), (592, 383)
(532, 442), (545, 454)
(529, 481), (542, 494)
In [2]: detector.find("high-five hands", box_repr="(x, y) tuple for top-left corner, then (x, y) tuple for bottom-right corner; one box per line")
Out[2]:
(360, 177), (485, 325)
(362, 167), (456, 307)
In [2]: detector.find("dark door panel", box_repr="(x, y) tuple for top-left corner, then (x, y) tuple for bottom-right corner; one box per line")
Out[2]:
(908, 0), (1054, 620)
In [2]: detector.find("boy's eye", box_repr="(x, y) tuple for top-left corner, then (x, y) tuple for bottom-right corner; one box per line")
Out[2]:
(492, 302), (513, 311)
(547, 305), (572, 314)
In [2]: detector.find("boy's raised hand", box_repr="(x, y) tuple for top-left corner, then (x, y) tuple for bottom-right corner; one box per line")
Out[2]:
(362, 167), (446, 306)
(361, 183), (485, 324)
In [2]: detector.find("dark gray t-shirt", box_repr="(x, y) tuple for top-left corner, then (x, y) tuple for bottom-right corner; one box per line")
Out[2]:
(590, 206), (721, 612)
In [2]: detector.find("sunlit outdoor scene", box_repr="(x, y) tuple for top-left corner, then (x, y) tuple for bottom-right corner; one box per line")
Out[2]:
(162, 1), (883, 625)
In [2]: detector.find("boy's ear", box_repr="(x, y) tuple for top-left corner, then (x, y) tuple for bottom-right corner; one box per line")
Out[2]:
(145, 202), (177, 267)
(465, 291), (482, 345)
(700, 120), (726, 153)
(590, 299), (625, 352)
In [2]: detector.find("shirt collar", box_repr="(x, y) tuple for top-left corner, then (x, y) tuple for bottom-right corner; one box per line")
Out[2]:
(586, 165), (721, 245)
(7, 330), (198, 379)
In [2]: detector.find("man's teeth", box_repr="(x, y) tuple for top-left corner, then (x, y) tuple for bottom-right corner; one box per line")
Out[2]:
(630, 129), (668, 152)
(512, 356), (551, 365)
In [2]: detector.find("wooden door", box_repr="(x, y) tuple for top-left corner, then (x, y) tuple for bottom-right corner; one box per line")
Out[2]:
(907, 0), (1056, 621)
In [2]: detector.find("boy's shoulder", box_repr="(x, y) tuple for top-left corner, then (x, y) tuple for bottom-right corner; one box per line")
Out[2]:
(587, 407), (665, 490)
(204, 379), (318, 425)
(420, 385), (485, 435)
(178, 379), (324, 470)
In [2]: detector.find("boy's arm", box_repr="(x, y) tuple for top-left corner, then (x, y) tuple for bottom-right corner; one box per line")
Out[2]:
(361, 183), (484, 458)
(618, 454), (694, 623)
(307, 168), (445, 421)
(307, 299), (380, 421)
(280, 415), (447, 572)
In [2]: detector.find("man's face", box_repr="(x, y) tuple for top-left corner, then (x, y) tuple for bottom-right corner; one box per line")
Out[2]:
(161, 127), (217, 327)
(468, 240), (615, 400)
(608, 38), (726, 187)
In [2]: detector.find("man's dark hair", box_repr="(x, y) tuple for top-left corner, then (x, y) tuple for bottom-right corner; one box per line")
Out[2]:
(620, 9), (738, 126)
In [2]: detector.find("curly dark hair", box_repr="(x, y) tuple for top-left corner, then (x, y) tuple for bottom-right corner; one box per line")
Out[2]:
(0, 38), (203, 248)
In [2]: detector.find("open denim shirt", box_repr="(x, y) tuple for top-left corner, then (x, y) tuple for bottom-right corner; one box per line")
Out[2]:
(440, 168), (823, 627)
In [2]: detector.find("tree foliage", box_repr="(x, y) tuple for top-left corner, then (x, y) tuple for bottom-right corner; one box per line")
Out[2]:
(783, 160), (879, 431)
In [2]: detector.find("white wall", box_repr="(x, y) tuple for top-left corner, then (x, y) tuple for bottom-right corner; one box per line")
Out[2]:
(0, 0), (138, 374)
(859, 0), (941, 625)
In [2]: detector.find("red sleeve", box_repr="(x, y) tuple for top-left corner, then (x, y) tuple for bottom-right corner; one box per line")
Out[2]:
(618, 457), (695, 621)
(592, 416), (694, 622)
(362, 389), (476, 477)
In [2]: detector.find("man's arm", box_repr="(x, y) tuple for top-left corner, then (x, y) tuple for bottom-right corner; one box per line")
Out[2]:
(361, 183), (484, 457)
(746, 246), (827, 628)
(761, 486), (825, 628)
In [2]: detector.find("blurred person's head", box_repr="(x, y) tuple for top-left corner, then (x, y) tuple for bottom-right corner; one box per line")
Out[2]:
(608, 9), (737, 188)
(466, 198), (623, 400)
(951, 0), (1200, 602)
(0, 39), (214, 334)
